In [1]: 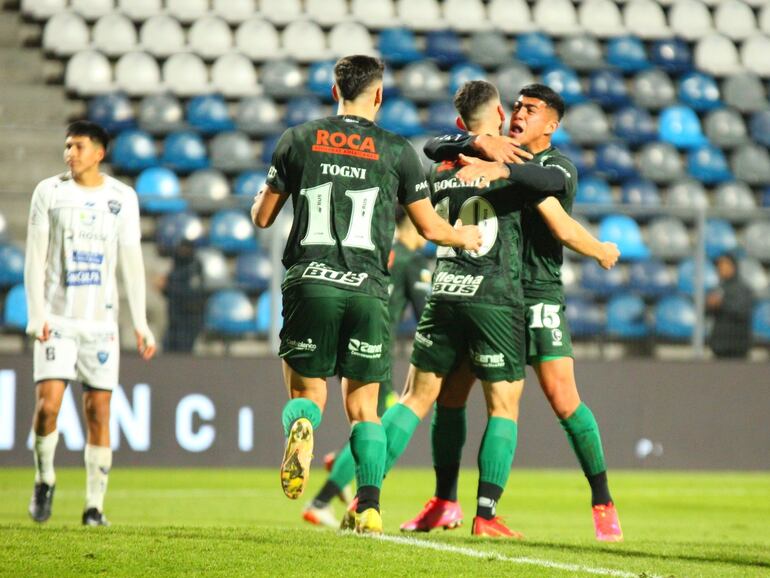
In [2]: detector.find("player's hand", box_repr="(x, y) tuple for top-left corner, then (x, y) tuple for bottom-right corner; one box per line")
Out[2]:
(454, 219), (483, 252)
(597, 242), (620, 270)
(456, 154), (510, 187)
(472, 134), (533, 164)
(135, 328), (157, 361)
(34, 322), (51, 342)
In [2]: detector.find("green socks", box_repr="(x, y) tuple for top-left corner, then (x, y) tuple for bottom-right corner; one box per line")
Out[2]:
(328, 442), (356, 490)
(382, 403), (421, 474)
(559, 402), (607, 477)
(281, 398), (322, 437)
(349, 422), (387, 489)
(478, 417), (518, 488)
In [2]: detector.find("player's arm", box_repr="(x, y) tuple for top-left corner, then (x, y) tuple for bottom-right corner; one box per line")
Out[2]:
(536, 197), (620, 270)
(251, 183), (289, 228)
(456, 154), (566, 193)
(424, 134), (532, 164)
(24, 184), (50, 341)
(253, 128), (293, 229)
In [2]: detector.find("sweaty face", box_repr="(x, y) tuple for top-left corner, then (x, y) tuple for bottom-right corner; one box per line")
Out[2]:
(508, 96), (558, 146)
(64, 135), (104, 176)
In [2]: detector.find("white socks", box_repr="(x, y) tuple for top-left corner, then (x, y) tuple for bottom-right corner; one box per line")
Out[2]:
(33, 430), (59, 485)
(84, 444), (112, 512)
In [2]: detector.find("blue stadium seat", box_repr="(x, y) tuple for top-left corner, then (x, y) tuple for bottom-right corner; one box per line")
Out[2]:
(628, 260), (675, 297)
(3, 284), (27, 331)
(515, 32), (559, 70)
(551, 124), (571, 146)
(234, 169), (267, 198)
(155, 212), (206, 256)
(749, 110), (770, 148)
(0, 244), (25, 288)
(88, 92), (136, 133)
(186, 94), (235, 135)
(111, 129), (158, 173)
(622, 178), (661, 206)
(209, 210), (258, 254)
(135, 167), (187, 213)
(307, 60), (335, 101)
(655, 295), (695, 341)
(613, 106), (657, 146)
(565, 295), (605, 337)
(763, 187), (770, 208)
(607, 293), (648, 339)
(659, 105), (707, 150)
(422, 241), (437, 259)
(558, 143), (592, 175)
(677, 257), (719, 295)
(425, 101), (461, 134)
(235, 250), (272, 294)
(448, 62), (486, 95)
(704, 218), (738, 259)
(378, 97), (424, 136)
(255, 290), (272, 335)
(382, 66), (399, 98)
(587, 70), (629, 110)
(204, 289), (256, 336)
(261, 134), (282, 166)
(284, 96), (324, 128)
(378, 28), (423, 64)
(599, 214), (649, 260)
(581, 259), (627, 295)
(753, 300), (770, 344)
(162, 131), (209, 173)
(687, 145), (732, 184)
(650, 38), (692, 74)
(606, 36), (650, 72)
(594, 143), (638, 182)
(679, 72), (722, 112)
(576, 176), (613, 205)
(425, 30), (465, 67)
(542, 66), (585, 105)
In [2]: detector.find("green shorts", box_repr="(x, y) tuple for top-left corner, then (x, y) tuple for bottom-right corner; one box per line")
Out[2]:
(279, 283), (389, 383)
(410, 300), (526, 383)
(524, 294), (573, 364)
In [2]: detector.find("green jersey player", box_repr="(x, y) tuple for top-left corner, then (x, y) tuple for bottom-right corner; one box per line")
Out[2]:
(251, 55), (481, 534)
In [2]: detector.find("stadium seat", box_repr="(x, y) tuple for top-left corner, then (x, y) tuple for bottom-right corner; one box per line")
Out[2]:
(732, 144), (770, 186)
(623, 0), (670, 39)
(210, 132), (257, 173)
(542, 66), (585, 105)
(329, 22), (375, 57)
(305, 0), (348, 27)
(704, 108), (749, 148)
(581, 259), (628, 295)
(563, 103), (610, 145)
(212, 53), (258, 98)
(162, 131), (209, 173)
(753, 300), (770, 343)
(715, 0), (757, 41)
(613, 105), (657, 145)
(558, 35), (604, 71)
(163, 53), (209, 97)
(401, 61), (446, 102)
(469, 30), (511, 68)
(260, 0), (301, 26)
(740, 34), (770, 77)
(350, 0), (398, 28)
(379, 28), (422, 65)
(187, 94), (235, 135)
(578, 0), (625, 38)
(763, 188), (770, 207)
(576, 176), (613, 205)
(189, 15), (232, 60)
(138, 93), (185, 135)
(551, 125), (571, 146)
(235, 17), (281, 61)
(559, 143), (592, 176)
(533, 0), (579, 36)
(115, 51), (161, 97)
(647, 216), (691, 259)
(396, 0), (445, 32)
(139, 15), (185, 58)
(22, 0), (67, 20)
(213, 0), (256, 25)
(0, 212), (7, 242)
(185, 169), (231, 204)
(723, 72), (768, 113)
(65, 50), (113, 95)
(234, 169), (267, 198)
(606, 36), (650, 72)
(3, 284), (27, 332)
(236, 95), (283, 137)
(705, 219), (738, 259)
(443, 0), (488, 32)
(638, 142), (684, 183)
(425, 101), (460, 135)
(260, 134), (282, 166)
(565, 296), (606, 337)
(745, 221), (770, 262)
(0, 245), (24, 288)
(595, 143), (637, 182)
(93, 13), (137, 57)
(678, 257), (719, 295)
(166, 0), (207, 24)
(687, 145), (732, 184)
(135, 167), (187, 213)
(118, 0), (160, 21)
(424, 30), (464, 67)
(43, 11), (89, 57)
(282, 19), (329, 63)
(515, 32), (559, 70)
(448, 63), (487, 96)
(588, 70), (629, 110)
(714, 181), (757, 210)
(72, 0), (112, 20)
(204, 289), (256, 336)
(111, 129), (157, 173)
(209, 210), (258, 254)
(654, 295), (695, 341)
(88, 92), (136, 134)
(196, 247), (233, 292)
(599, 214), (649, 260)
(307, 61), (336, 101)
(235, 251), (272, 294)
(659, 105), (707, 149)
(679, 72), (722, 112)
(694, 34), (741, 77)
(632, 69), (676, 110)
(628, 260), (675, 297)
(607, 294), (649, 339)
(156, 212), (206, 256)
(622, 178), (661, 206)
(761, 4), (770, 35)
(739, 257), (768, 296)
(669, 0), (713, 41)
(650, 38), (691, 75)
(487, 0), (534, 34)
(749, 110), (770, 148)
(260, 60), (306, 99)
(495, 64), (535, 105)
(378, 97), (423, 136)
(666, 178), (709, 209)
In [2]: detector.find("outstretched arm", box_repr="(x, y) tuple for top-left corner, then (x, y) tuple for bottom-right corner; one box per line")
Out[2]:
(455, 154), (566, 194)
(424, 134), (533, 164)
(404, 198), (482, 251)
(251, 184), (289, 228)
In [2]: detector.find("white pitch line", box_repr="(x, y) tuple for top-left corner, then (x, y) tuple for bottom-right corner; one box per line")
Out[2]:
(372, 534), (661, 578)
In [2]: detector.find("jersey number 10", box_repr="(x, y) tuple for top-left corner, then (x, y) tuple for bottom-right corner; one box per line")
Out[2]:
(435, 196), (499, 259)
(300, 182), (379, 250)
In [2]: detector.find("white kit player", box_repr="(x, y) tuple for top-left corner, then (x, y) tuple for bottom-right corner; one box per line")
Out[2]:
(24, 121), (156, 526)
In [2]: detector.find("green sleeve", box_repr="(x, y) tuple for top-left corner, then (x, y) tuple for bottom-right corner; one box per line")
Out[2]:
(423, 134), (477, 162)
(540, 155), (577, 201)
(397, 141), (430, 206)
(265, 127), (294, 193)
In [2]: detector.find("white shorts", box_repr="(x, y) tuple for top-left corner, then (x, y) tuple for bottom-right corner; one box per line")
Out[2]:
(33, 318), (120, 391)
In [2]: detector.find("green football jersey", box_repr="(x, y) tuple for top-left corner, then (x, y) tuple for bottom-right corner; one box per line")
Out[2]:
(266, 115), (430, 300)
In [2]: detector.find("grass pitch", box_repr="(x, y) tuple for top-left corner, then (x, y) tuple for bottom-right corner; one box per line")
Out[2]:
(1, 467), (768, 577)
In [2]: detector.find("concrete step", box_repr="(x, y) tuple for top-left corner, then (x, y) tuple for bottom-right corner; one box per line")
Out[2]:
(0, 84), (85, 125)
(0, 47), (47, 83)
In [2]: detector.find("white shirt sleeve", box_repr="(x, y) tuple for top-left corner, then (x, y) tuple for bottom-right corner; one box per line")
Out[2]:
(24, 182), (50, 336)
(118, 188), (142, 247)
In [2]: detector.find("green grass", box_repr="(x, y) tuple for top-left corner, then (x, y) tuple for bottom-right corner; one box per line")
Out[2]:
(1, 468), (769, 577)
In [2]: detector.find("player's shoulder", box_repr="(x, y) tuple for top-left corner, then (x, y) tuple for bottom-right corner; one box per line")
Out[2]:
(34, 172), (71, 193)
(540, 147), (577, 174)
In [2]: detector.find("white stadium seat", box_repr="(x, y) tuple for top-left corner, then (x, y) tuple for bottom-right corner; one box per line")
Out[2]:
(166, 0), (208, 24)
(305, 0), (348, 27)
(623, 0), (670, 39)
(189, 15), (233, 60)
(579, 0), (625, 38)
(761, 5), (770, 35)
(669, 0), (712, 41)
(211, 53), (259, 97)
(533, 0), (581, 36)
(163, 52), (209, 96)
(71, 0), (113, 21)
(65, 49), (113, 95)
(329, 21), (376, 57)
(212, 0), (256, 25)
(140, 14), (185, 57)
(487, 0), (534, 34)
(395, 0), (445, 32)
(92, 13), (138, 57)
(259, 0), (302, 26)
(22, 0), (67, 20)
(741, 34), (770, 77)
(42, 11), (89, 57)
(694, 34), (741, 77)
(351, 0), (399, 29)
(281, 20), (329, 62)
(443, 0), (488, 32)
(235, 17), (282, 61)
(714, 0), (757, 41)
(118, 0), (161, 22)
(115, 51), (161, 95)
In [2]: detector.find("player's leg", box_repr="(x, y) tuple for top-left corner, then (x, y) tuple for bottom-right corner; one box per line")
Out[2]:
(81, 387), (112, 526)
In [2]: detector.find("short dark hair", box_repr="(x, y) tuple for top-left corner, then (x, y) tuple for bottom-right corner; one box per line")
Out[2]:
(66, 120), (110, 150)
(453, 80), (499, 130)
(333, 55), (385, 101)
(518, 84), (566, 120)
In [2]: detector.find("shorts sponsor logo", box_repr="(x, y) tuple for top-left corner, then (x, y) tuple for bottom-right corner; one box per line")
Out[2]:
(267, 166), (277, 180)
(285, 338), (317, 352)
(312, 130), (379, 160)
(45, 347), (55, 361)
(471, 350), (505, 368)
(432, 272), (484, 297)
(551, 329), (563, 346)
(348, 339), (382, 359)
(108, 200), (122, 215)
(65, 269), (102, 286)
(72, 250), (104, 264)
(302, 262), (368, 287)
(97, 351), (109, 365)
(414, 331), (433, 347)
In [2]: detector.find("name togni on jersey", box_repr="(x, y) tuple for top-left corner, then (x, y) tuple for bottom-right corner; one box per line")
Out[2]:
(431, 271), (484, 296)
(320, 163), (367, 180)
(302, 262), (368, 287)
(65, 269), (102, 286)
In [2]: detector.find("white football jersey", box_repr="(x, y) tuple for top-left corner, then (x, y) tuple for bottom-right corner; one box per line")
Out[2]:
(27, 173), (142, 324)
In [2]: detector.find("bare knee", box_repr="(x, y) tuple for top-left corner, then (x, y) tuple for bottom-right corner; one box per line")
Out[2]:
(541, 376), (580, 419)
(400, 367), (441, 419)
(34, 398), (60, 433)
